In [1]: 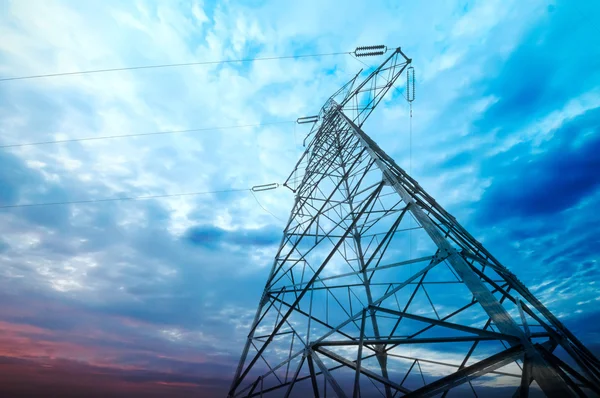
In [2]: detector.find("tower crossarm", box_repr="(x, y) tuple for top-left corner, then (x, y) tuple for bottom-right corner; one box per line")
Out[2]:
(285, 48), (411, 193)
(334, 47), (412, 128)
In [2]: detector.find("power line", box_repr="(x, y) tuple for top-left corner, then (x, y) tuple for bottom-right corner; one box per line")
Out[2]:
(0, 51), (351, 82)
(0, 183), (283, 210)
(0, 120), (295, 148)
(0, 188), (250, 209)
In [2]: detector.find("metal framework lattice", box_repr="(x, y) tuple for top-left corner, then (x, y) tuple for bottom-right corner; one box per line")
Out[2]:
(228, 48), (600, 398)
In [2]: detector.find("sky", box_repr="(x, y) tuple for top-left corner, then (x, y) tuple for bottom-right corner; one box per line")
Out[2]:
(0, 0), (599, 396)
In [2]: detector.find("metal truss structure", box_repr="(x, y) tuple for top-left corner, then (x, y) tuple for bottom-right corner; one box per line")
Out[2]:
(228, 48), (600, 397)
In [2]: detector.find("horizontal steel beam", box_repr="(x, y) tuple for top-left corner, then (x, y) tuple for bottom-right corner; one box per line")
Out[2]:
(314, 335), (516, 347)
(315, 347), (411, 394)
(401, 345), (524, 398)
(371, 305), (519, 342)
(269, 256), (434, 293)
(386, 352), (521, 378)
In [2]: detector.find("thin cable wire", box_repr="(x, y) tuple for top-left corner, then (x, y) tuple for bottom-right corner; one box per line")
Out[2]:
(408, 100), (413, 258)
(0, 188), (250, 209)
(350, 53), (371, 69)
(0, 120), (295, 149)
(408, 84), (414, 362)
(0, 184), (285, 212)
(0, 51), (351, 82)
(293, 122), (298, 192)
(409, 106), (413, 190)
(250, 191), (284, 222)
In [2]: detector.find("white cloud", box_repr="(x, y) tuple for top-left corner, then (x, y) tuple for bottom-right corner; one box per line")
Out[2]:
(0, 2), (596, 393)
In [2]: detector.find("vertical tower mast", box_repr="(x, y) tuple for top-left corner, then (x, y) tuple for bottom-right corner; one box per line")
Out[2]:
(228, 47), (600, 398)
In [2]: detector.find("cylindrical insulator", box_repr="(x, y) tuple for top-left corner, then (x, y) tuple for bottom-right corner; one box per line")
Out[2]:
(251, 183), (279, 192)
(407, 66), (415, 102)
(297, 115), (319, 124)
(354, 44), (386, 54)
(356, 51), (385, 57)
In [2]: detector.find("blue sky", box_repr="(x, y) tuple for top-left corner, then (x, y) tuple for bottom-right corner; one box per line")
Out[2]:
(0, 0), (599, 396)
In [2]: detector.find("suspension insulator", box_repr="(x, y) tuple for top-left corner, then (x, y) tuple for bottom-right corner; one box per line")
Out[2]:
(356, 51), (385, 58)
(354, 45), (387, 58)
(296, 115), (319, 124)
(407, 66), (415, 102)
(251, 183), (279, 192)
(355, 45), (386, 51)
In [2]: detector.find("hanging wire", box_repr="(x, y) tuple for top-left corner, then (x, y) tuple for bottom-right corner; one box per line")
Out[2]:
(0, 120), (295, 149)
(293, 122), (299, 193)
(0, 183), (281, 210)
(407, 66), (415, 361)
(250, 191), (284, 222)
(0, 51), (351, 82)
(408, 87), (413, 256)
(350, 53), (371, 69)
(0, 188), (249, 209)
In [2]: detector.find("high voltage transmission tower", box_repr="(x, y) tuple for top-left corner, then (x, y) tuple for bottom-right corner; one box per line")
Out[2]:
(228, 47), (600, 397)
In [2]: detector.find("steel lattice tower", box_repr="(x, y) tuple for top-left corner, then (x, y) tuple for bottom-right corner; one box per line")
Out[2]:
(228, 48), (600, 397)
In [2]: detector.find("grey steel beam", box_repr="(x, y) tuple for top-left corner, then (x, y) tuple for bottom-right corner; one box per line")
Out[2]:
(387, 352), (521, 378)
(340, 110), (578, 398)
(353, 310), (367, 398)
(233, 181), (385, 392)
(283, 354), (305, 398)
(315, 346), (411, 395)
(310, 255), (447, 348)
(315, 335), (527, 347)
(371, 305), (519, 341)
(232, 46), (599, 397)
(272, 256), (433, 293)
(311, 349), (348, 398)
(537, 346), (600, 396)
(307, 352), (321, 398)
(401, 345), (525, 398)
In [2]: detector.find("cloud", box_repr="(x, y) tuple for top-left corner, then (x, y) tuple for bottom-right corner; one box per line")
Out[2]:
(478, 107), (600, 221)
(472, 7), (600, 141)
(0, 355), (227, 397)
(1, 0), (599, 395)
(184, 224), (281, 249)
(0, 151), (44, 205)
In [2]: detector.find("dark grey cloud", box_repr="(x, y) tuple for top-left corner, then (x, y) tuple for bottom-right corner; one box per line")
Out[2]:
(0, 137), (270, 336)
(184, 224), (281, 249)
(478, 107), (600, 222)
(1, 1), (599, 396)
(0, 355), (230, 397)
